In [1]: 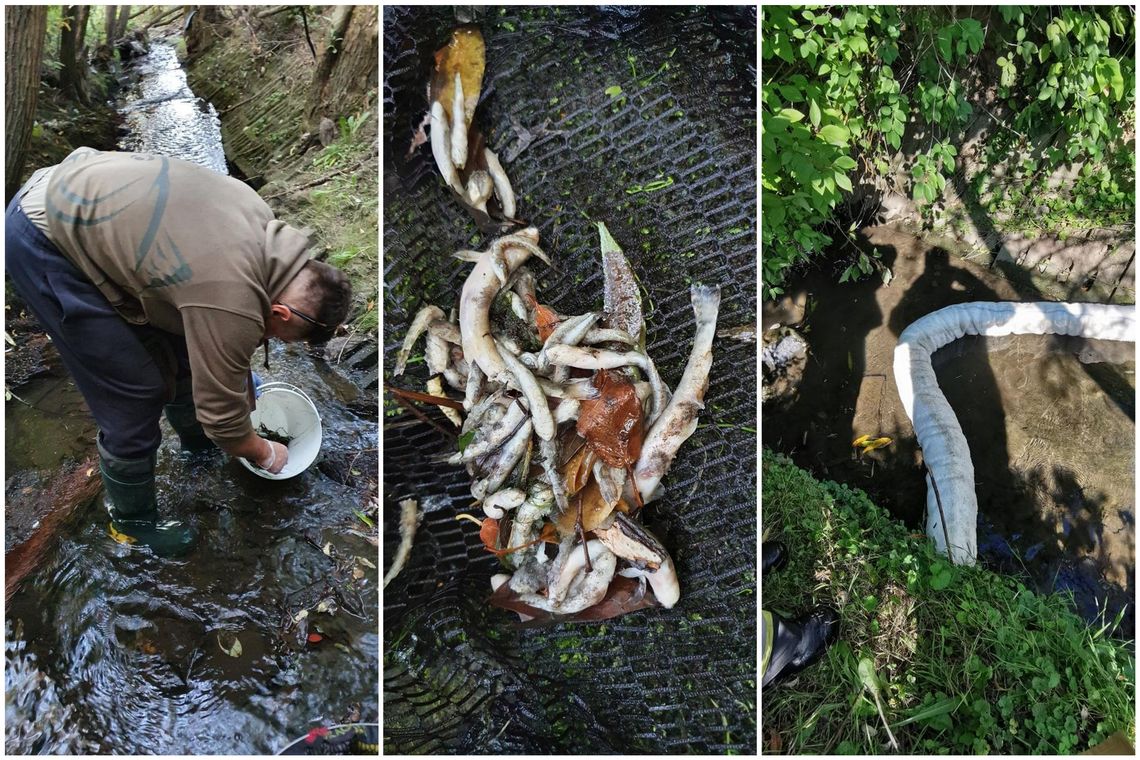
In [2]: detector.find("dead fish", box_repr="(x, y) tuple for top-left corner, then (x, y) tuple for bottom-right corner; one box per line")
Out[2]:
(598, 222), (644, 348)
(634, 284), (720, 503)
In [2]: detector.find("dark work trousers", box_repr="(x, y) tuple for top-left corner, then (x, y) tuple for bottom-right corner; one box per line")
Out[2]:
(5, 194), (193, 460)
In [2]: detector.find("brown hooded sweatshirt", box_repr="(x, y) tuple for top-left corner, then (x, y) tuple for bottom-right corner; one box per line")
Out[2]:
(39, 148), (312, 445)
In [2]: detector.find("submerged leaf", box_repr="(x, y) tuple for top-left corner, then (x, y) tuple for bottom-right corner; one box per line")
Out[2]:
(218, 632), (243, 658)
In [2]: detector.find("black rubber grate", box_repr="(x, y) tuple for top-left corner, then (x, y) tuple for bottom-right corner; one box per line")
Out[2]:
(383, 6), (757, 754)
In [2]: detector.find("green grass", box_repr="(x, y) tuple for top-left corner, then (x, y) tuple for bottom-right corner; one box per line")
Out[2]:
(762, 450), (1134, 755)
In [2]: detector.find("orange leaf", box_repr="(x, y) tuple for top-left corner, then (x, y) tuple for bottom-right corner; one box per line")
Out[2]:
(576, 370), (643, 468)
(480, 518), (500, 552)
(307, 633), (323, 644)
(532, 299), (561, 342)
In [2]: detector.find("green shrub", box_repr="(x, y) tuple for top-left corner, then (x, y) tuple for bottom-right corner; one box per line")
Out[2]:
(761, 6), (1135, 297)
(762, 450), (1134, 754)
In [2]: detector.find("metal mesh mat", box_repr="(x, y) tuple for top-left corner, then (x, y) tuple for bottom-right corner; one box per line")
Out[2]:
(382, 6), (757, 754)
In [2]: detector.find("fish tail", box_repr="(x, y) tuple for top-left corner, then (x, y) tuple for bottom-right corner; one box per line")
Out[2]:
(690, 284), (721, 323)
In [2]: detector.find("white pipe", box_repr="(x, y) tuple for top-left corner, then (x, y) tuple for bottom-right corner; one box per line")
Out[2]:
(893, 301), (1136, 564)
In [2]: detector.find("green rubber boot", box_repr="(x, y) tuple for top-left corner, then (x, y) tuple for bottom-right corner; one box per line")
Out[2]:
(164, 379), (217, 454)
(98, 441), (198, 556)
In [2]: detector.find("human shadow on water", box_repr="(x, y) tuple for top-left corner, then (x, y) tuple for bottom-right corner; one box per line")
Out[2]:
(981, 463), (1134, 637)
(761, 233), (896, 501)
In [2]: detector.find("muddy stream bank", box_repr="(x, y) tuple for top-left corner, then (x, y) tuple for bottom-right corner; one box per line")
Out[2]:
(763, 223), (1135, 636)
(5, 34), (378, 755)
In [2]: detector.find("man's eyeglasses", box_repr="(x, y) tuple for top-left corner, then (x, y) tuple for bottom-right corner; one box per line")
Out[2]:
(279, 303), (330, 329)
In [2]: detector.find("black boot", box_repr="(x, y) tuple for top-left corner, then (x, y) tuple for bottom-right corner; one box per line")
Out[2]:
(163, 379), (217, 454)
(98, 440), (198, 556)
(762, 541), (788, 574)
(762, 605), (840, 689)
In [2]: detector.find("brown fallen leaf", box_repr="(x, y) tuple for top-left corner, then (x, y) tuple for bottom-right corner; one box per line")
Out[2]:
(576, 369), (643, 468)
(527, 296), (561, 342)
(561, 441), (597, 496)
(555, 479), (617, 537)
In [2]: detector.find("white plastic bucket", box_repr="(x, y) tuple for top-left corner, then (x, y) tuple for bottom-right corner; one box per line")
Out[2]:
(239, 381), (322, 480)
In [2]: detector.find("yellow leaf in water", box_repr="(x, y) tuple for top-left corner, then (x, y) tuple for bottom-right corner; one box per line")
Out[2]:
(293, 609), (309, 624)
(860, 437), (893, 454)
(352, 566), (365, 580)
(357, 556), (377, 569)
(852, 434), (872, 448)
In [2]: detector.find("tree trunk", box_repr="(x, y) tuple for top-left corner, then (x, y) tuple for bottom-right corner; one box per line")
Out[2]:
(75, 5), (91, 54)
(5, 6), (48, 200)
(184, 5), (224, 58)
(304, 5), (354, 131)
(59, 6), (90, 104)
(116, 6), (132, 40)
(105, 5), (131, 46)
(325, 5), (378, 119)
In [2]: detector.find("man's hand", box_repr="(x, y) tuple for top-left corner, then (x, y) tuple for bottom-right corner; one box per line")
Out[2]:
(257, 439), (289, 474)
(222, 431), (290, 474)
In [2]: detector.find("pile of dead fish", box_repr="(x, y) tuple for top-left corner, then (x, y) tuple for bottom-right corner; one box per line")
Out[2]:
(394, 25), (720, 621)
(395, 223), (719, 620)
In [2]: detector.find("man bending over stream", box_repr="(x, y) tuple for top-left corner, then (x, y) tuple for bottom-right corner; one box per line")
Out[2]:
(6, 147), (352, 555)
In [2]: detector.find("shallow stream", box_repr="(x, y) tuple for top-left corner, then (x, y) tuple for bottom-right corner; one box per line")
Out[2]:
(5, 37), (378, 754)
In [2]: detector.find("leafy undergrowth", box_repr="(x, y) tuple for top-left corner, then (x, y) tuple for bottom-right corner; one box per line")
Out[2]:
(761, 450), (1134, 755)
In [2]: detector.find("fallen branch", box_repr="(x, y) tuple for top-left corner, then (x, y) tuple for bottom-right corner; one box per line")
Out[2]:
(259, 155), (375, 202)
(384, 384), (464, 411)
(141, 6), (183, 32)
(6, 457), (102, 603)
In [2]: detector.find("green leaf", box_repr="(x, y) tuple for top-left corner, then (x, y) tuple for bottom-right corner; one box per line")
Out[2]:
(936, 26), (954, 60)
(809, 99), (821, 128)
(930, 567), (953, 590)
(959, 18), (984, 54)
(833, 155), (857, 171)
(458, 430), (476, 451)
(604, 85), (623, 98)
(1097, 58), (1124, 101)
(835, 172), (853, 192)
(818, 124), (850, 146)
(779, 108), (805, 123)
(891, 696), (962, 728)
(858, 657), (881, 694)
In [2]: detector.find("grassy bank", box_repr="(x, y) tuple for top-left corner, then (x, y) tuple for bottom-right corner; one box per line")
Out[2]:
(183, 9), (378, 332)
(762, 450), (1134, 754)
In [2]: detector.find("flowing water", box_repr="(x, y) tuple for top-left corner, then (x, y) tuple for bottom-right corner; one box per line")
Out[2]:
(5, 37), (378, 754)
